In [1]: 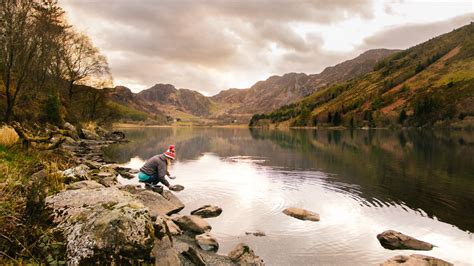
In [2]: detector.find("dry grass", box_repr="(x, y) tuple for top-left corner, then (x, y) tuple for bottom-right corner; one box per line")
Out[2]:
(82, 121), (98, 132)
(0, 126), (19, 147)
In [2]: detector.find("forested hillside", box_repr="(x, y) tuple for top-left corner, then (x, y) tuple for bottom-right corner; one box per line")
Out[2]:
(250, 23), (474, 128)
(0, 1), (154, 125)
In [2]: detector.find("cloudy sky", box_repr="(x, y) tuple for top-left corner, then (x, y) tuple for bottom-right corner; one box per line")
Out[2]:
(59, 0), (473, 95)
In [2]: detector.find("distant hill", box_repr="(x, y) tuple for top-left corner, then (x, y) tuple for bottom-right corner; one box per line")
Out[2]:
(103, 48), (396, 124)
(250, 23), (474, 128)
(211, 49), (398, 117)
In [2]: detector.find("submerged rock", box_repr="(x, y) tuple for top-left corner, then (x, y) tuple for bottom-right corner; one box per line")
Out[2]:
(380, 254), (452, 266)
(171, 215), (211, 234)
(228, 243), (264, 265)
(245, 230), (266, 237)
(195, 232), (219, 252)
(120, 185), (184, 216)
(377, 230), (433, 250)
(45, 187), (154, 265)
(282, 207), (320, 221)
(191, 205), (222, 218)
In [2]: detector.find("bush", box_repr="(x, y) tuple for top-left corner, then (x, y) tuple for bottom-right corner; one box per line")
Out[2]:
(0, 126), (19, 147)
(41, 94), (63, 125)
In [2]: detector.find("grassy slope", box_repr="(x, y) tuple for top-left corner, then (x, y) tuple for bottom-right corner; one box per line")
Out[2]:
(252, 23), (474, 128)
(0, 145), (67, 263)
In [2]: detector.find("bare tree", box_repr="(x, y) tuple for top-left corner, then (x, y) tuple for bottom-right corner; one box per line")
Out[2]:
(0, 0), (37, 122)
(59, 30), (110, 105)
(0, 0), (67, 122)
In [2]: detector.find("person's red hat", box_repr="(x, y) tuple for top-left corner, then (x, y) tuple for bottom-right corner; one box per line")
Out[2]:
(164, 149), (176, 160)
(169, 145), (175, 152)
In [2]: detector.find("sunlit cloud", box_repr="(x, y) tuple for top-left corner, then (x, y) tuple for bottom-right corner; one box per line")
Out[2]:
(60, 0), (473, 95)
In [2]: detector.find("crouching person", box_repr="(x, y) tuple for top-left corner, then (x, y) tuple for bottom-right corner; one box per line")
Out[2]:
(138, 145), (175, 193)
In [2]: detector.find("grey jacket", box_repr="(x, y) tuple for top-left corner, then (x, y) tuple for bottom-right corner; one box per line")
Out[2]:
(140, 154), (168, 179)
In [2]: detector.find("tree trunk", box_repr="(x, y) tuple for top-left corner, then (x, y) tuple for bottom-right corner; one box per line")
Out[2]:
(68, 80), (74, 105)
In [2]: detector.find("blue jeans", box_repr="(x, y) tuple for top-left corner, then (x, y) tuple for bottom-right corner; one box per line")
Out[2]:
(138, 172), (170, 187)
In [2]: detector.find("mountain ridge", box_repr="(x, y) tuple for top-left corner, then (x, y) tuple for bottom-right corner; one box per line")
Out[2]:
(105, 48), (400, 123)
(249, 22), (474, 128)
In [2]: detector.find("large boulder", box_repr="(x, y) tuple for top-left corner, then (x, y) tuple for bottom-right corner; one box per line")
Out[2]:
(191, 205), (222, 218)
(380, 254), (452, 266)
(377, 230), (433, 250)
(171, 215), (211, 234)
(282, 207), (320, 221)
(228, 243), (264, 265)
(195, 232), (219, 252)
(45, 187), (155, 265)
(120, 185), (184, 217)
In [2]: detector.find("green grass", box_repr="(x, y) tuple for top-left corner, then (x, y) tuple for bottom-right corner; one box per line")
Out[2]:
(0, 145), (66, 263)
(106, 101), (150, 121)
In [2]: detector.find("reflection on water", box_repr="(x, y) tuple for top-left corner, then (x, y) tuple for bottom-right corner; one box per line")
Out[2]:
(104, 128), (474, 265)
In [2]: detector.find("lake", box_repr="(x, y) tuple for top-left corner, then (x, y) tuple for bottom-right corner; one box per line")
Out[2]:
(103, 127), (474, 265)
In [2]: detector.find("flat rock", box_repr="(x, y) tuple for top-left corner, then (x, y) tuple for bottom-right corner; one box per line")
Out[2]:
(182, 246), (206, 266)
(228, 243), (264, 265)
(62, 164), (90, 182)
(120, 185), (184, 216)
(380, 254), (453, 266)
(283, 207), (320, 221)
(45, 187), (154, 265)
(153, 236), (181, 266)
(79, 128), (100, 140)
(190, 205), (223, 218)
(83, 160), (103, 169)
(171, 215), (211, 234)
(377, 230), (433, 250)
(169, 184), (184, 191)
(155, 216), (182, 236)
(67, 180), (104, 190)
(195, 232), (219, 252)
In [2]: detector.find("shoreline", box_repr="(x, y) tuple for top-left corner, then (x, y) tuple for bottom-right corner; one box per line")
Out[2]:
(42, 125), (262, 265)
(113, 122), (249, 129)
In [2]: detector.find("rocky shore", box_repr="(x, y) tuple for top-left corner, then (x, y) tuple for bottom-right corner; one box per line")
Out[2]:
(42, 124), (263, 265)
(21, 122), (452, 265)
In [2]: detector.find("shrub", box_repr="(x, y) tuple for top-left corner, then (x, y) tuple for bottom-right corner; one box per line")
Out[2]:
(0, 126), (19, 147)
(399, 109), (407, 124)
(41, 94), (63, 125)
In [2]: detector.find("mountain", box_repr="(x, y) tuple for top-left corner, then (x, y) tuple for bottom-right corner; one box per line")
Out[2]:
(249, 23), (474, 128)
(103, 48), (399, 124)
(104, 84), (213, 122)
(136, 84), (212, 116)
(211, 49), (398, 117)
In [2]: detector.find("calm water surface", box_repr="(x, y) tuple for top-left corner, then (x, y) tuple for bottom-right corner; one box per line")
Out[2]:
(103, 128), (474, 265)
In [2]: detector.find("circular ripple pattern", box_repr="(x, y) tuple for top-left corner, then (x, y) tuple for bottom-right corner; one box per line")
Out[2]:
(117, 154), (473, 266)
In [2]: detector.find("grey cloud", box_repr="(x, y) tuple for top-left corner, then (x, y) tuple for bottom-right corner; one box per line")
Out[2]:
(61, 0), (375, 92)
(60, 1), (470, 95)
